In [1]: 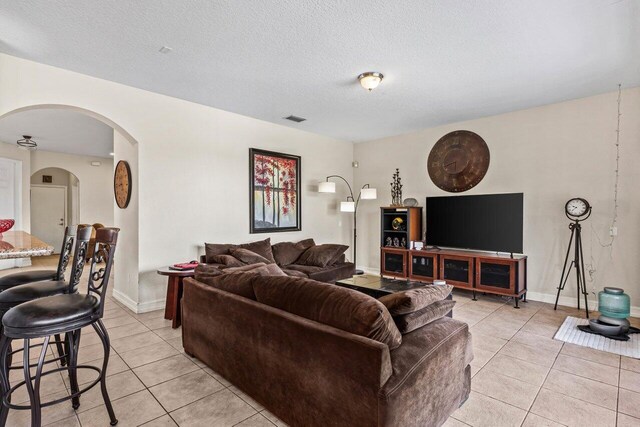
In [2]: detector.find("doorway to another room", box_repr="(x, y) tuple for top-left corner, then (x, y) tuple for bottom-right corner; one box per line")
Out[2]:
(30, 168), (79, 254)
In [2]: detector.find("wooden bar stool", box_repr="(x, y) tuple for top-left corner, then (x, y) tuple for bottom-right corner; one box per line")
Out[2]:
(0, 227), (119, 426)
(0, 225), (91, 368)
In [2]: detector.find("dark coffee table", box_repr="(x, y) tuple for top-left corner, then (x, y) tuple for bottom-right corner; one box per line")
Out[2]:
(335, 275), (453, 317)
(335, 275), (432, 298)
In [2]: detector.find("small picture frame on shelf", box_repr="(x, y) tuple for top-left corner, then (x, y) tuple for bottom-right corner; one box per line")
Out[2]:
(413, 241), (424, 250)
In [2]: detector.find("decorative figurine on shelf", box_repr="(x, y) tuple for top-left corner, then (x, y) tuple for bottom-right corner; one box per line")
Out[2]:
(400, 237), (406, 248)
(390, 168), (403, 206)
(393, 237), (400, 247)
(385, 236), (392, 247)
(391, 217), (405, 230)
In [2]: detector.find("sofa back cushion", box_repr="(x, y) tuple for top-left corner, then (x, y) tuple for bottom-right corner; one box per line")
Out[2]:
(252, 276), (402, 349)
(272, 238), (315, 266)
(296, 244), (349, 268)
(204, 243), (236, 263)
(379, 285), (453, 316)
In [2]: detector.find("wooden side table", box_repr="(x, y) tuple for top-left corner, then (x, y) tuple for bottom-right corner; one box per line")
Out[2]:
(157, 267), (195, 328)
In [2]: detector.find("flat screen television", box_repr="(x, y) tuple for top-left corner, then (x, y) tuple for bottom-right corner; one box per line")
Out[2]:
(426, 193), (523, 253)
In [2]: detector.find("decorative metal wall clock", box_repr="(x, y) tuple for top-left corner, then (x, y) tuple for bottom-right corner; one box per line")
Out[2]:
(427, 130), (490, 192)
(114, 160), (132, 209)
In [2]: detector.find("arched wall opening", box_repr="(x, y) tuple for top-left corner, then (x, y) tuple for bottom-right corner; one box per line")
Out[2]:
(0, 104), (140, 308)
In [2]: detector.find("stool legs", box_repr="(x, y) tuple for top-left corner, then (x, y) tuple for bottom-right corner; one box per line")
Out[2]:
(0, 335), (11, 426)
(24, 336), (49, 427)
(53, 334), (66, 367)
(93, 319), (117, 426)
(66, 330), (81, 409)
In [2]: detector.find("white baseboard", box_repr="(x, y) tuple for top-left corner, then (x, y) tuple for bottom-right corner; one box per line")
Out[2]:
(112, 289), (165, 314)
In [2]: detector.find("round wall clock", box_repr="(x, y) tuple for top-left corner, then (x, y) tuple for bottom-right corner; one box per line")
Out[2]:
(114, 160), (132, 209)
(427, 130), (490, 192)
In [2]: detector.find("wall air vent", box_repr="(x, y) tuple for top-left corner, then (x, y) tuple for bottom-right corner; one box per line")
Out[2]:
(284, 115), (306, 123)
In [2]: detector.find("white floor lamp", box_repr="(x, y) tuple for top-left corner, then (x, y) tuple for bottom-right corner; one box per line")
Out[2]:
(318, 175), (377, 274)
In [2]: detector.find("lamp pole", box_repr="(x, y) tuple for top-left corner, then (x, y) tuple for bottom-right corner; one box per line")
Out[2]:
(321, 175), (376, 274)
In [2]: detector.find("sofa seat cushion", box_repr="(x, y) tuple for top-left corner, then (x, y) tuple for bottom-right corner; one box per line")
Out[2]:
(252, 276), (402, 349)
(282, 264), (324, 275)
(272, 238), (315, 266)
(296, 244), (349, 268)
(308, 262), (355, 284)
(379, 285), (453, 316)
(281, 269), (308, 278)
(230, 248), (272, 265)
(393, 300), (456, 334)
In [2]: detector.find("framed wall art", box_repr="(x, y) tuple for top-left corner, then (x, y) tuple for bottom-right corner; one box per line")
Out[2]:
(249, 148), (301, 233)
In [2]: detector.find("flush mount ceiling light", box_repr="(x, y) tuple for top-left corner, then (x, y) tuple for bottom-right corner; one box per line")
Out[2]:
(16, 135), (37, 150)
(357, 72), (384, 91)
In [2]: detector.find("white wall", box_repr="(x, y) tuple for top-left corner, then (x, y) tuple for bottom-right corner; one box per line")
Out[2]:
(112, 130), (140, 310)
(354, 87), (640, 311)
(0, 142), (30, 233)
(0, 53), (354, 312)
(29, 150), (113, 226)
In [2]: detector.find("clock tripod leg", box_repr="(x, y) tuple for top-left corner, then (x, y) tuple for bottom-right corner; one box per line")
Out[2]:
(576, 225), (590, 318)
(554, 226), (576, 310)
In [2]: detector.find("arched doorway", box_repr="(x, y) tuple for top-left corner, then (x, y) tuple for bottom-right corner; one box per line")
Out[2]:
(30, 167), (80, 253)
(0, 104), (140, 308)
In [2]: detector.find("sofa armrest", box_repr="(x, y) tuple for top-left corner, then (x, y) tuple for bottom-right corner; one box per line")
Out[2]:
(378, 317), (472, 427)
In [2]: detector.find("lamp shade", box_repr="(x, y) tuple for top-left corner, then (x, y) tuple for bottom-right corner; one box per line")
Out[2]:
(360, 188), (377, 200)
(340, 201), (355, 212)
(318, 181), (336, 193)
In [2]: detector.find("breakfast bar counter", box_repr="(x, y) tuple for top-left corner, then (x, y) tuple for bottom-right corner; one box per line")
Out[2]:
(0, 231), (54, 260)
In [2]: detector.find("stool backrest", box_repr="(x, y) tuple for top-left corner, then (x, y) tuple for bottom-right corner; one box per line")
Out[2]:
(86, 227), (119, 316)
(67, 226), (94, 293)
(54, 226), (76, 281)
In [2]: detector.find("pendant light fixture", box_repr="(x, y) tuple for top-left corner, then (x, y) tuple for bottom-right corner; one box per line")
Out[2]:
(16, 135), (37, 150)
(358, 72), (384, 91)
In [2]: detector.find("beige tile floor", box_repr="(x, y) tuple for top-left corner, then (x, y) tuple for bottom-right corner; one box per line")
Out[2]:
(1, 257), (639, 426)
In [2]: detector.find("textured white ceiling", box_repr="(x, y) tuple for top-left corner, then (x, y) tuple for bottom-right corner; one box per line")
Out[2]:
(0, 109), (114, 158)
(0, 0), (638, 142)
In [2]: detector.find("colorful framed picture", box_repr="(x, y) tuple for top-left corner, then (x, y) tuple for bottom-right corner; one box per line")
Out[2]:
(249, 148), (301, 233)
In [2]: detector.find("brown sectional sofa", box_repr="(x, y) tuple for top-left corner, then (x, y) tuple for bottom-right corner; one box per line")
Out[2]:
(182, 273), (473, 427)
(199, 238), (355, 283)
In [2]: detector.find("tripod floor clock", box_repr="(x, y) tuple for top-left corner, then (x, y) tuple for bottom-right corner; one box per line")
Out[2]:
(554, 197), (592, 317)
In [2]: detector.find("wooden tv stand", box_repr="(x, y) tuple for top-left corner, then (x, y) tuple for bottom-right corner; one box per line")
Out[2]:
(380, 247), (527, 308)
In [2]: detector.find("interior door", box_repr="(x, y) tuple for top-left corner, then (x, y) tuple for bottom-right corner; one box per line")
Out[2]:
(31, 185), (66, 253)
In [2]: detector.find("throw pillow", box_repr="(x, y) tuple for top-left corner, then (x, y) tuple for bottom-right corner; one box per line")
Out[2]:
(296, 244), (349, 268)
(238, 238), (276, 264)
(229, 248), (272, 265)
(194, 263), (224, 281)
(223, 262), (267, 273)
(243, 263), (288, 277)
(272, 238), (316, 266)
(378, 285), (453, 316)
(393, 300), (456, 334)
(204, 243), (236, 263)
(208, 254), (245, 267)
(252, 276), (402, 349)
